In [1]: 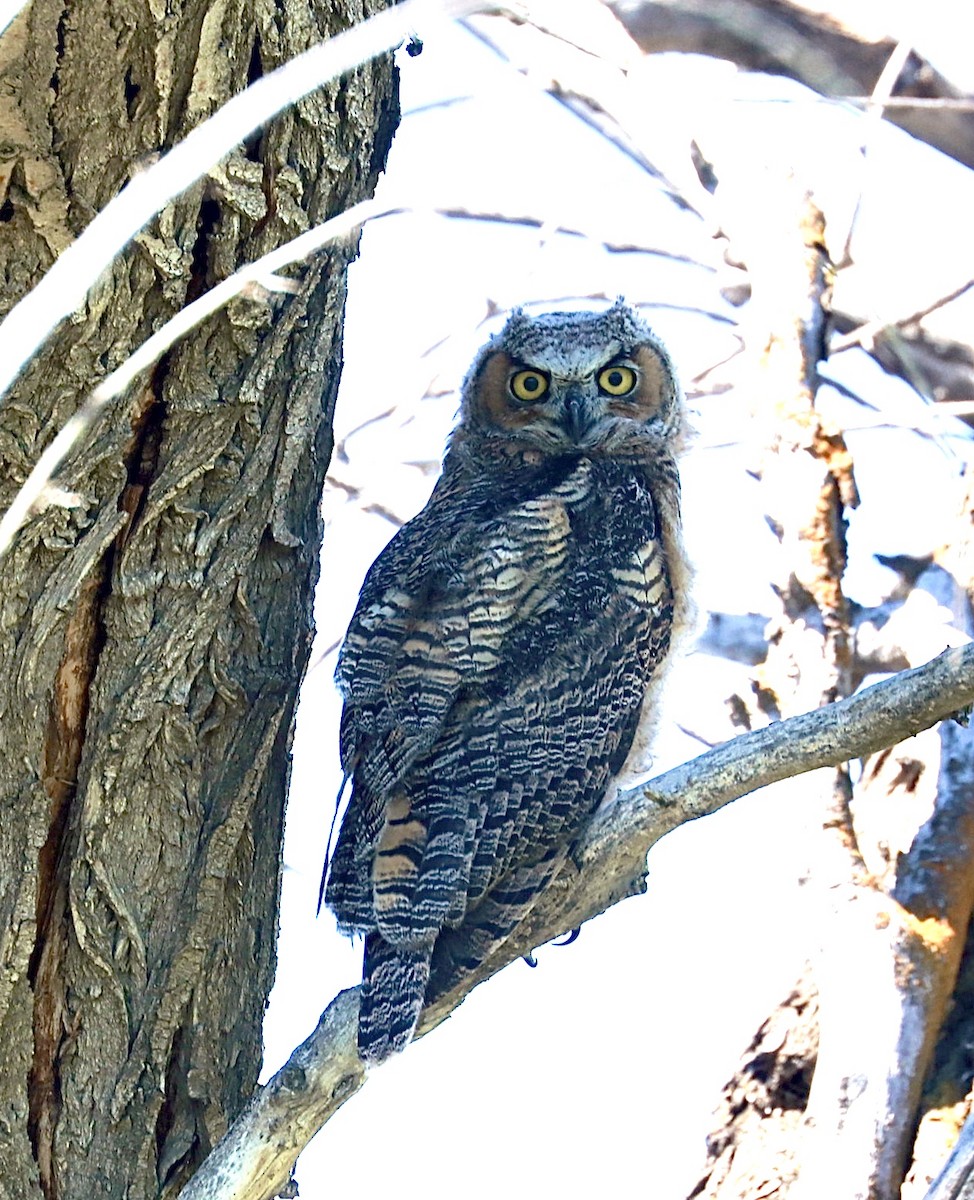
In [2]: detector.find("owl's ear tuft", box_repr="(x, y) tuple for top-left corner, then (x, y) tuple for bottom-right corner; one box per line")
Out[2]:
(501, 307), (531, 339)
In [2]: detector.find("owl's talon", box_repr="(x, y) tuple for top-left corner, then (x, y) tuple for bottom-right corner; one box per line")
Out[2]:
(554, 928), (581, 947)
(523, 952), (539, 968)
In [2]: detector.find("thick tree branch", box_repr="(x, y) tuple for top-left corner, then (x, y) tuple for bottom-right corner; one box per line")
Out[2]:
(178, 991), (365, 1200)
(604, 0), (974, 172)
(181, 643), (974, 1200)
(926, 1107), (974, 1199)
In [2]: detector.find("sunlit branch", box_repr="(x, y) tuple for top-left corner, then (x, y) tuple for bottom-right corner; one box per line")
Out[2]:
(434, 206), (711, 264)
(843, 97), (974, 110)
(180, 643), (974, 1200)
(831, 279), (974, 354)
(0, 0), (493, 405)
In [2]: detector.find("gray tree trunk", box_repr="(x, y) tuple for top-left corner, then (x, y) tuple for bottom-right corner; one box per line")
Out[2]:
(0, 2), (397, 1197)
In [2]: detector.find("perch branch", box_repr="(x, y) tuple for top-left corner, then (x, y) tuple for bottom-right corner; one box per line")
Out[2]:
(181, 643), (974, 1200)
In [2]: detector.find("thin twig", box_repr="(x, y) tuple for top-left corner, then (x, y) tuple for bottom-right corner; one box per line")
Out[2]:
(434, 206), (710, 264)
(838, 39), (912, 269)
(843, 96), (974, 111)
(867, 40), (914, 114)
(459, 11), (701, 216)
(831, 279), (974, 354)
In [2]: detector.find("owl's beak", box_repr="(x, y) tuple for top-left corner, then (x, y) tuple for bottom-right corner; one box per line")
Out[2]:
(561, 388), (596, 442)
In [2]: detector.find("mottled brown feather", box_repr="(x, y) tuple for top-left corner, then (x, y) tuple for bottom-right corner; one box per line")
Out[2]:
(325, 302), (689, 1064)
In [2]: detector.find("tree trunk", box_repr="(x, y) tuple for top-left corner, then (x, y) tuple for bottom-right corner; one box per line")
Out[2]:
(0, 3), (397, 1197)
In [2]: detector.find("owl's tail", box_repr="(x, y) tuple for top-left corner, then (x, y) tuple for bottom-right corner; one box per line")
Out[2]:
(427, 847), (568, 1002)
(359, 933), (433, 1064)
(358, 847), (569, 1062)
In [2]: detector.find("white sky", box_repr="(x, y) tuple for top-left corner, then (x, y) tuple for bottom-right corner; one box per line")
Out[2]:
(263, 9), (974, 1197)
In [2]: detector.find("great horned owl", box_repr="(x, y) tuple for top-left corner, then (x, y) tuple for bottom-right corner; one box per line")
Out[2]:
(326, 300), (690, 1064)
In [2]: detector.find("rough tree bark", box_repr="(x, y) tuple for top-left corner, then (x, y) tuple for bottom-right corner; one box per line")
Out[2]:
(0, 2), (397, 1197)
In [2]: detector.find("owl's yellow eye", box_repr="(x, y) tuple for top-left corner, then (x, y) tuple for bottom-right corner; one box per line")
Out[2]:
(509, 369), (550, 402)
(597, 364), (638, 396)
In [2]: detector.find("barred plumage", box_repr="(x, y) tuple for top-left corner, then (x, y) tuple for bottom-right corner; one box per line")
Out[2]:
(326, 301), (690, 1064)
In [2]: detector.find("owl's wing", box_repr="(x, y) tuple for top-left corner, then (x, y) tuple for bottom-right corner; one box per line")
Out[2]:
(336, 481), (572, 793)
(327, 476), (575, 936)
(330, 460), (672, 949)
(331, 462), (673, 1064)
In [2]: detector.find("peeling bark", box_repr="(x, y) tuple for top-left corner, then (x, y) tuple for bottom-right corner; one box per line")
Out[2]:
(0, 2), (398, 1197)
(27, 557), (108, 1197)
(689, 971), (818, 1200)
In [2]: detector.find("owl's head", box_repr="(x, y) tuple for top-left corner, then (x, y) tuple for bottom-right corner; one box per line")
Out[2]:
(454, 300), (683, 463)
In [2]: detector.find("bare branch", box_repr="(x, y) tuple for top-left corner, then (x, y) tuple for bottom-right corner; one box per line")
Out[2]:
(178, 991), (365, 1200)
(830, 315), (974, 415)
(926, 1110), (974, 1199)
(433, 205), (710, 264)
(604, 0), (974, 172)
(832, 280), (974, 355)
(0, 0), (491, 404)
(464, 6), (704, 215)
(844, 97), (974, 111)
(181, 644), (974, 1200)
(793, 720), (974, 1200)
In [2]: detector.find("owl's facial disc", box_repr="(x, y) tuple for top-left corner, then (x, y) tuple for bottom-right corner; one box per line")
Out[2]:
(467, 325), (677, 457)
(502, 360), (609, 444)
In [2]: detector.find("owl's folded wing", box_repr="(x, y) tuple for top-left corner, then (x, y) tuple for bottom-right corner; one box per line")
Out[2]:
(336, 485), (572, 795)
